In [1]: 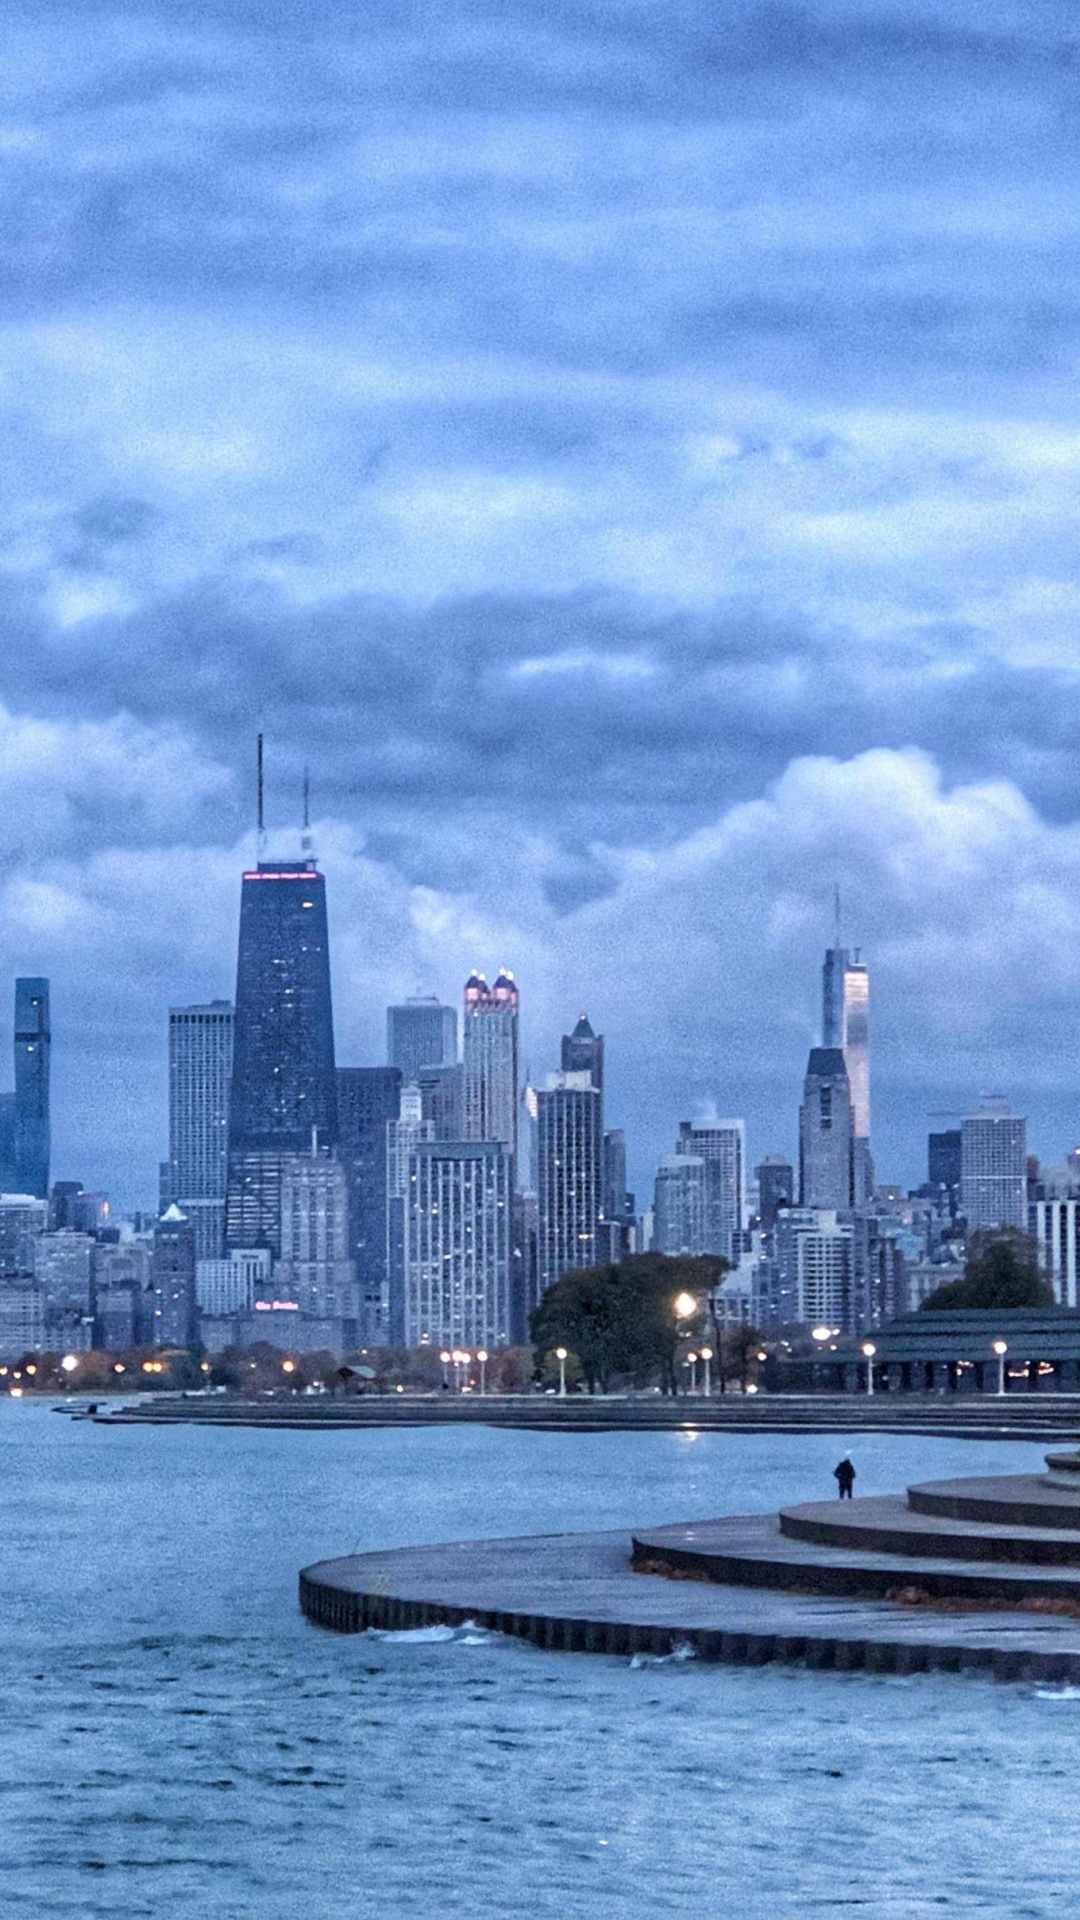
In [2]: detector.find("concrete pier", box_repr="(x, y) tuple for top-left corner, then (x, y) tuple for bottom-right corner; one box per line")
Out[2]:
(301, 1465), (1080, 1680)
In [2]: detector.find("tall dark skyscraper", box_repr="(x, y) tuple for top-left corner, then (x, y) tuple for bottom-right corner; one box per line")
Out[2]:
(560, 1014), (603, 1095)
(14, 978), (50, 1198)
(336, 1066), (402, 1344)
(225, 860), (337, 1252)
(799, 1047), (854, 1210)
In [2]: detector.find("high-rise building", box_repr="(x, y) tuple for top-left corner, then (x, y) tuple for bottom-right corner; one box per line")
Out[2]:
(799, 1048), (854, 1210)
(536, 1071), (602, 1293)
(602, 1128), (627, 1226)
(385, 1085), (433, 1344)
(0, 1194), (46, 1276)
(165, 1001), (234, 1260)
(928, 1130), (962, 1202)
(561, 1015), (603, 1094)
(92, 1240), (152, 1351)
(416, 1062), (465, 1140)
(36, 1231), (93, 1314)
(463, 971), (519, 1164)
(776, 1207), (855, 1330)
(653, 1154), (708, 1254)
(196, 1247), (271, 1318)
(960, 1101), (1027, 1232)
(149, 1203), (197, 1348)
(336, 1067), (402, 1346)
(756, 1155), (794, 1232)
(387, 998), (458, 1082)
(1032, 1199), (1080, 1308)
(13, 978), (50, 1198)
(822, 946), (871, 1201)
(403, 1140), (512, 1350)
(277, 1149), (356, 1338)
(675, 1119), (745, 1263)
(225, 858), (338, 1253)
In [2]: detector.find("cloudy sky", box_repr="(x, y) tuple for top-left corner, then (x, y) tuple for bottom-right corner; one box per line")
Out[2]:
(3, 0), (1080, 1205)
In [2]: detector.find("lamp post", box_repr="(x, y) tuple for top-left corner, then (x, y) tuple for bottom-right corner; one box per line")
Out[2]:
(861, 1340), (876, 1397)
(992, 1338), (1008, 1397)
(440, 1350), (451, 1391)
(685, 1351), (698, 1395)
(477, 1348), (488, 1395)
(699, 1345), (713, 1397)
(555, 1346), (568, 1397)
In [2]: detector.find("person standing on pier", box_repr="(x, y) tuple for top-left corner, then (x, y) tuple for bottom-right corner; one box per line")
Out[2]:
(833, 1455), (856, 1500)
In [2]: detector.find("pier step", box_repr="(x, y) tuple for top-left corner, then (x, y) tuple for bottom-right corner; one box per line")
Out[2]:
(778, 1495), (1080, 1565)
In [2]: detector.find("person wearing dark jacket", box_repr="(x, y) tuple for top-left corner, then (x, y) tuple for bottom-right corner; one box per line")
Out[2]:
(833, 1455), (856, 1499)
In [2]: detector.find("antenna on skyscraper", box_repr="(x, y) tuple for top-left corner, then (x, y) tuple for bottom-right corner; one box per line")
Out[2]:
(257, 733), (267, 857)
(833, 880), (841, 947)
(301, 765), (313, 856)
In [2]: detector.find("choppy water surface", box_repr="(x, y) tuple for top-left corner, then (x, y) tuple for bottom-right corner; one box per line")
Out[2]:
(2, 1404), (1079, 1917)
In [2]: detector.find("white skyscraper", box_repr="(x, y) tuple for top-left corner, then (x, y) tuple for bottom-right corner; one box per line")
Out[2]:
(277, 1149), (357, 1334)
(961, 1101), (1027, 1232)
(675, 1119), (745, 1263)
(166, 1001), (234, 1260)
(822, 945), (872, 1199)
(653, 1154), (708, 1254)
(463, 971), (519, 1164)
(403, 1139), (512, 1349)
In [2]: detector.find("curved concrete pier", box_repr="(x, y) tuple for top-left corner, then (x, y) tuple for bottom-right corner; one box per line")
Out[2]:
(299, 1482), (1080, 1681)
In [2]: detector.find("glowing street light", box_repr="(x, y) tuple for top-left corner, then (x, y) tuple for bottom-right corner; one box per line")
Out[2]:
(811, 1325), (832, 1344)
(685, 1351), (698, 1395)
(477, 1348), (488, 1396)
(439, 1350), (451, 1390)
(699, 1344), (713, 1398)
(674, 1292), (697, 1322)
(861, 1340), (877, 1397)
(282, 1358), (296, 1375)
(60, 1354), (78, 1375)
(992, 1338), (1008, 1397)
(555, 1346), (568, 1397)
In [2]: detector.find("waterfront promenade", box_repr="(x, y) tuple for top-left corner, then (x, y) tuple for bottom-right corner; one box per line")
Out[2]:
(102, 1390), (1080, 1441)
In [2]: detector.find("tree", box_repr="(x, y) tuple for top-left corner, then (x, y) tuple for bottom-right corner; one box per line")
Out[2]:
(920, 1229), (1052, 1312)
(530, 1253), (730, 1393)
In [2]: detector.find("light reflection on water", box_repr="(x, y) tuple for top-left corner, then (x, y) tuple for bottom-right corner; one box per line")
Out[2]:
(0, 1403), (1074, 1918)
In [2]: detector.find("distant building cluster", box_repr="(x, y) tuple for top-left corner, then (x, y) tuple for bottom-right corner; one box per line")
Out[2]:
(3, 839), (1080, 1362)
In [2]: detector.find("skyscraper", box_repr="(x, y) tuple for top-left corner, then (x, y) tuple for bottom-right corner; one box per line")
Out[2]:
(463, 971), (519, 1164)
(675, 1119), (745, 1264)
(416, 1061), (465, 1140)
(387, 997), (458, 1081)
(276, 1147), (356, 1339)
(756, 1155), (794, 1232)
(225, 859), (337, 1253)
(536, 1070), (602, 1293)
(403, 1139), (512, 1350)
(385, 1084), (433, 1344)
(822, 945), (871, 1201)
(560, 1014), (603, 1094)
(149, 1203), (197, 1348)
(960, 1101), (1027, 1232)
(799, 1047), (854, 1210)
(336, 1066), (402, 1345)
(165, 1001), (233, 1260)
(13, 978), (50, 1198)
(653, 1153), (708, 1254)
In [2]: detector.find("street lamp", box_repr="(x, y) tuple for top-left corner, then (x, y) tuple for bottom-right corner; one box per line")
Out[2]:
(60, 1354), (78, 1376)
(685, 1351), (698, 1395)
(440, 1350), (451, 1391)
(555, 1346), (568, 1397)
(476, 1349), (488, 1395)
(674, 1291), (697, 1321)
(699, 1344), (713, 1397)
(992, 1338), (1008, 1397)
(861, 1340), (876, 1397)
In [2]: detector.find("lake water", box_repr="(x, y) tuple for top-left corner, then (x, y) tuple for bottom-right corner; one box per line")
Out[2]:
(3, 1401), (1079, 1918)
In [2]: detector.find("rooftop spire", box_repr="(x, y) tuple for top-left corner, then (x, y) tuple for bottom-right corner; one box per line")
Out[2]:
(257, 733), (267, 857)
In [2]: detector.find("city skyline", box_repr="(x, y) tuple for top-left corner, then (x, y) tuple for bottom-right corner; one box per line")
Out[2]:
(8, 866), (1080, 1217)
